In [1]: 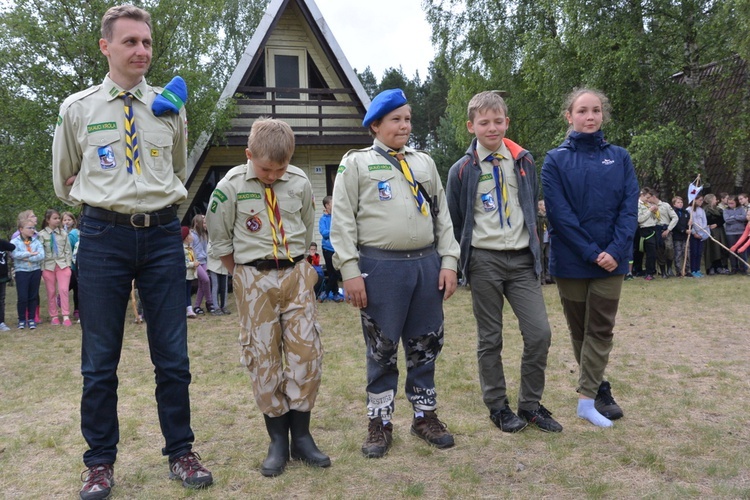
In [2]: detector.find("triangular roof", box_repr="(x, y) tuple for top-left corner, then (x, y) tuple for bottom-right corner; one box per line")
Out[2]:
(186, 0), (371, 178)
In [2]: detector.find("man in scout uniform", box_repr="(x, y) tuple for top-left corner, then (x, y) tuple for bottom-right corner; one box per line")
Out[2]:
(206, 118), (329, 477)
(330, 88), (460, 458)
(52, 5), (211, 499)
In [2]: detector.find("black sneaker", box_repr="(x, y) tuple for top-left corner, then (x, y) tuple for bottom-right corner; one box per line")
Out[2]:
(361, 417), (393, 458)
(518, 404), (563, 433)
(169, 451), (213, 488)
(80, 464), (114, 500)
(411, 411), (455, 449)
(489, 405), (527, 433)
(595, 381), (624, 420)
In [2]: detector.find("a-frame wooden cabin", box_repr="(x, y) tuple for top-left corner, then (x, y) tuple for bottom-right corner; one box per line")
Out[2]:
(180, 0), (372, 243)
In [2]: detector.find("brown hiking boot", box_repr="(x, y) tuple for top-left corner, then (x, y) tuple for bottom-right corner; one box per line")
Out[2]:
(361, 417), (393, 458)
(411, 411), (455, 449)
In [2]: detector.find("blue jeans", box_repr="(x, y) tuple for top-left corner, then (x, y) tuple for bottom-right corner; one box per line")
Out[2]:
(78, 215), (194, 466)
(15, 269), (41, 322)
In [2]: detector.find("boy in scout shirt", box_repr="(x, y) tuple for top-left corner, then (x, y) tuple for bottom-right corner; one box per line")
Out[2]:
(330, 89), (460, 458)
(446, 91), (561, 434)
(206, 118), (329, 477)
(52, 5), (211, 498)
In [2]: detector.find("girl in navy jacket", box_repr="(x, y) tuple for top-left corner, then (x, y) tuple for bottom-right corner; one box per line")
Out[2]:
(542, 88), (639, 427)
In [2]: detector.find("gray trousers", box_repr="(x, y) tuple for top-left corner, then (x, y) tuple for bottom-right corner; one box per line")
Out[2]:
(555, 276), (622, 399)
(469, 248), (551, 412)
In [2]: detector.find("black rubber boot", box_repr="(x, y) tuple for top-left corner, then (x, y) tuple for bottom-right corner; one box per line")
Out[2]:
(289, 410), (331, 468)
(261, 413), (290, 477)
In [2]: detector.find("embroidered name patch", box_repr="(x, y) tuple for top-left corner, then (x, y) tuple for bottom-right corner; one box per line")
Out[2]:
(87, 122), (117, 134)
(479, 173), (493, 182)
(368, 164), (392, 172)
(237, 192), (262, 201)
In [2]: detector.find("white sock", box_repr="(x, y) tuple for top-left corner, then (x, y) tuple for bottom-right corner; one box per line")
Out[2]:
(414, 411), (424, 419)
(577, 399), (613, 428)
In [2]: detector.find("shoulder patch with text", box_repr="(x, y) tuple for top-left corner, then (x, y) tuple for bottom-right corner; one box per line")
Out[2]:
(337, 164), (346, 174)
(213, 189), (228, 203)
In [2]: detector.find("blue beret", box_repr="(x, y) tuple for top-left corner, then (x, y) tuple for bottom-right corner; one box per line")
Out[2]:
(362, 88), (408, 127)
(152, 76), (188, 116)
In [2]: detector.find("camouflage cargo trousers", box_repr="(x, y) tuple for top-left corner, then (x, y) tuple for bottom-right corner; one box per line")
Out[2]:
(233, 260), (323, 417)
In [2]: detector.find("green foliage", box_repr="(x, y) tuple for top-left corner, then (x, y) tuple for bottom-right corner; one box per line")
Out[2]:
(0, 0), (267, 235)
(423, 0), (746, 192)
(629, 121), (702, 190)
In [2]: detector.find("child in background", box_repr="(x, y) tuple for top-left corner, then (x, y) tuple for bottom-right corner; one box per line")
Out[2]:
(729, 209), (750, 265)
(182, 226), (198, 318)
(39, 209), (74, 326)
(688, 194), (710, 277)
(0, 238), (16, 331)
(62, 212), (80, 319)
(207, 118), (329, 477)
(206, 242), (230, 316)
(318, 196), (343, 303)
(190, 214), (213, 314)
(537, 200), (553, 284)
(306, 242), (325, 298)
(671, 196), (692, 277)
(703, 193), (729, 275)
(11, 217), (44, 329)
(724, 195), (748, 274)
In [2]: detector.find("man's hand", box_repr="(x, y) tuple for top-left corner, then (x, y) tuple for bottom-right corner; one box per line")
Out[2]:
(65, 175), (77, 186)
(343, 276), (367, 309)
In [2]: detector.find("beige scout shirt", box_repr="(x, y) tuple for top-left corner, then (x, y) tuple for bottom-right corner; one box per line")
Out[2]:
(471, 141), (530, 251)
(206, 162), (314, 264)
(53, 75), (188, 214)
(638, 199), (659, 228)
(330, 138), (460, 282)
(38, 227), (73, 271)
(656, 200), (678, 230)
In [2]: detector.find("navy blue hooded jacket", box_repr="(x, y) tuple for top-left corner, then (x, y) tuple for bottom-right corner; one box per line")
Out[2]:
(541, 131), (639, 279)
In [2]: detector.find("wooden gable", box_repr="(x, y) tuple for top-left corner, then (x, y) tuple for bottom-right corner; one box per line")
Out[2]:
(180, 0), (371, 228)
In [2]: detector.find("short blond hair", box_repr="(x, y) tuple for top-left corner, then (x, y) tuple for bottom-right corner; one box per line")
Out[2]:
(101, 5), (152, 41)
(467, 91), (509, 122)
(247, 118), (295, 164)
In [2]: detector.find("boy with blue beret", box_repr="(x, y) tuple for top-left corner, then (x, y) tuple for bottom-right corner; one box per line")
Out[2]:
(331, 88), (460, 458)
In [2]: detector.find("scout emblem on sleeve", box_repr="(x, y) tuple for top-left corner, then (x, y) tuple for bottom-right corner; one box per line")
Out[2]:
(97, 145), (116, 170)
(378, 180), (392, 201)
(245, 215), (262, 232)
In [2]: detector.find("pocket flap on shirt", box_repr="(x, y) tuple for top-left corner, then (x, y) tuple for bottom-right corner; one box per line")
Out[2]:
(87, 130), (120, 147)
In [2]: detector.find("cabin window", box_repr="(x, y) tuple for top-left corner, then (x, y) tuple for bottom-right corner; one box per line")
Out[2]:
(267, 48), (307, 99)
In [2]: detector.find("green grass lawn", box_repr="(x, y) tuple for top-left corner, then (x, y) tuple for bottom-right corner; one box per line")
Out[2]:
(1, 275), (749, 498)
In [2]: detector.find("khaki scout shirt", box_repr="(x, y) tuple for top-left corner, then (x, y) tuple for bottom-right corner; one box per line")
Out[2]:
(52, 75), (188, 213)
(206, 162), (314, 264)
(38, 227), (73, 271)
(656, 200), (678, 230)
(638, 199), (658, 228)
(471, 142), (530, 251)
(330, 138), (460, 281)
